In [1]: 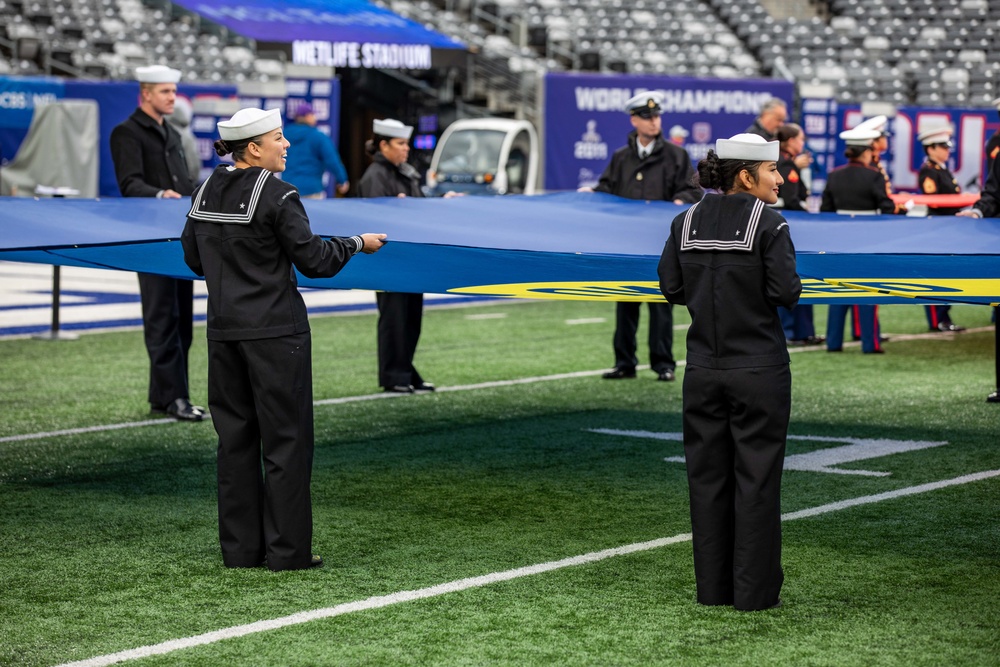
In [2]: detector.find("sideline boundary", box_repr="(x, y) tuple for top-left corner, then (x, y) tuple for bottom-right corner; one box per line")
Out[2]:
(54, 469), (1000, 667)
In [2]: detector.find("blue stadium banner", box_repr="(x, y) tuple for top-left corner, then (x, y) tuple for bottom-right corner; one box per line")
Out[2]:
(543, 73), (794, 191)
(172, 0), (465, 52)
(0, 76), (63, 129)
(828, 105), (999, 193)
(0, 76), (64, 167)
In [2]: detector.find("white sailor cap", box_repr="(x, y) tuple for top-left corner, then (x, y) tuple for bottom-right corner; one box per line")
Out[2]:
(839, 127), (880, 147)
(669, 124), (689, 139)
(917, 124), (954, 147)
(854, 115), (889, 137)
(373, 118), (413, 140)
(715, 133), (779, 161)
(217, 107), (282, 141)
(135, 65), (181, 84)
(625, 91), (663, 117)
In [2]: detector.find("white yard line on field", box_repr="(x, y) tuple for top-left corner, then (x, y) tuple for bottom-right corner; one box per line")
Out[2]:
(53, 468), (1000, 667)
(1, 366), (662, 442)
(3, 324), (991, 444)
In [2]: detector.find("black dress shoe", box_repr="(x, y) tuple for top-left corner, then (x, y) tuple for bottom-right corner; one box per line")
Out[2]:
(155, 398), (205, 421)
(803, 335), (826, 345)
(602, 368), (636, 379)
(384, 384), (415, 393)
(657, 370), (676, 382)
(736, 598), (782, 612)
(413, 382), (435, 392)
(937, 322), (966, 332)
(266, 554), (324, 571)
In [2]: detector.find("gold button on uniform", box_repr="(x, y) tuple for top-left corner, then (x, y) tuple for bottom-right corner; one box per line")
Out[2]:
(636, 172), (643, 181)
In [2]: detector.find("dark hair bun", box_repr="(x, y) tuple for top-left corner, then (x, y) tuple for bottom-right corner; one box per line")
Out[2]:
(696, 150), (724, 190)
(214, 139), (231, 157)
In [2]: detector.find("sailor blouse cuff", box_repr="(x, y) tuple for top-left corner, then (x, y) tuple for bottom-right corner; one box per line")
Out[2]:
(349, 235), (364, 254)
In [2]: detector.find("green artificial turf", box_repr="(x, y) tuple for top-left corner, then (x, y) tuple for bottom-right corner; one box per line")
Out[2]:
(0, 300), (998, 666)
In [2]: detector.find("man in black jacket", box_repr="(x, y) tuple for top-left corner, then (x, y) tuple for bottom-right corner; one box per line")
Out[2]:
(110, 65), (204, 421)
(587, 91), (702, 382)
(745, 98), (788, 142)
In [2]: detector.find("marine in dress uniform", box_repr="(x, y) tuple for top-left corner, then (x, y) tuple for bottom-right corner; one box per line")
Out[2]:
(659, 133), (801, 611)
(821, 126), (895, 354)
(844, 115), (903, 340)
(773, 123), (822, 346)
(917, 124), (966, 331)
(109, 65), (204, 421)
(594, 92), (702, 382)
(853, 115), (906, 215)
(358, 119), (435, 393)
(182, 108), (385, 571)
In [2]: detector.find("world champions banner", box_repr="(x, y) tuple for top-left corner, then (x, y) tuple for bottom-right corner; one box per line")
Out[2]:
(542, 73), (794, 191)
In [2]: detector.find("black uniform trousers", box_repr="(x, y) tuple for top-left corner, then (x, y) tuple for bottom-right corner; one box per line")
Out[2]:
(376, 291), (425, 388)
(208, 332), (314, 571)
(138, 273), (193, 408)
(612, 301), (675, 373)
(682, 363), (789, 611)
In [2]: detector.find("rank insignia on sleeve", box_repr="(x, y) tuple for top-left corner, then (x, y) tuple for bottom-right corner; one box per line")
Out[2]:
(922, 177), (937, 194)
(788, 170), (799, 183)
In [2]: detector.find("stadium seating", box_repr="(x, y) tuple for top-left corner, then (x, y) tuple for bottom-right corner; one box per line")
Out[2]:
(0, 0), (280, 82)
(0, 0), (995, 110)
(738, 0), (999, 106)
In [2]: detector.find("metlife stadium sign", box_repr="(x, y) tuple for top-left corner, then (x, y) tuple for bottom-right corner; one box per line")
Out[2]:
(292, 40), (432, 70)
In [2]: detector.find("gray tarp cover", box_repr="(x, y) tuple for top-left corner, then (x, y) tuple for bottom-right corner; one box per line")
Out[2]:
(1, 99), (98, 198)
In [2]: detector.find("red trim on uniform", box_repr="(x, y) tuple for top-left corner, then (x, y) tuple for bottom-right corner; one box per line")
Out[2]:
(872, 306), (881, 351)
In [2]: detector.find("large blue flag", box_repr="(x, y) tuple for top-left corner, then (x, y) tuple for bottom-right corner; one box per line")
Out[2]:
(1, 193), (998, 306)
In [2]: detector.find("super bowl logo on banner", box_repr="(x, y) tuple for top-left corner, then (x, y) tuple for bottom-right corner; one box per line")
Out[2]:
(574, 120), (608, 160)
